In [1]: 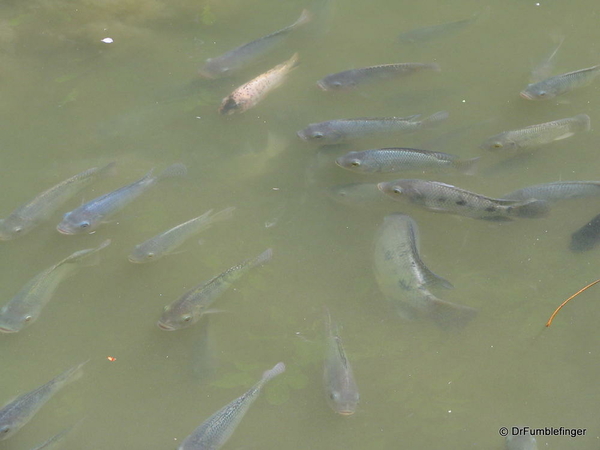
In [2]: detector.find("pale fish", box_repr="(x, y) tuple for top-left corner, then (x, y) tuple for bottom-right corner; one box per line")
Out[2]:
(219, 53), (299, 115)
(29, 420), (82, 450)
(506, 434), (538, 450)
(398, 9), (486, 44)
(0, 162), (115, 240)
(521, 65), (600, 100)
(0, 361), (87, 441)
(323, 309), (359, 415)
(129, 207), (236, 263)
(178, 362), (285, 450)
(0, 240), (111, 333)
(157, 248), (273, 330)
(57, 163), (187, 235)
(503, 181), (600, 203)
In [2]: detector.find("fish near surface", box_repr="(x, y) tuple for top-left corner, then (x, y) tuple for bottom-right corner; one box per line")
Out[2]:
(296, 111), (449, 145)
(520, 64), (600, 100)
(0, 239), (111, 333)
(570, 213), (600, 252)
(377, 179), (550, 221)
(316, 62), (440, 91)
(397, 9), (485, 44)
(157, 248), (273, 330)
(0, 361), (87, 441)
(198, 10), (310, 79)
(503, 181), (600, 203)
(129, 207), (236, 263)
(323, 309), (359, 415)
(0, 162), (115, 240)
(325, 182), (393, 207)
(505, 434), (538, 450)
(480, 114), (590, 151)
(219, 53), (299, 115)
(178, 362), (285, 450)
(373, 213), (476, 329)
(29, 420), (82, 450)
(530, 35), (564, 83)
(56, 163), (187, 235)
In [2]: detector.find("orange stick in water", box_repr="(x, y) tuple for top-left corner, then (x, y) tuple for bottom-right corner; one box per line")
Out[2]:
(546, 278), (600, 327)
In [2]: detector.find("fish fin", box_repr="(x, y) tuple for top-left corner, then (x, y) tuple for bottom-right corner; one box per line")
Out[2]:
(508, 199), (550, 219)
(426, 294), (477, 330)
(453, 156), (481, 175)
(58, 239), (111, 267)
(202, 309), (229, 315)
(553, 131), (575, 141)
(156, 163), (187, 181)
(481, 216), (514, 222)
(286, 52), (300, 70)
(210, 206), (236, 223)
(403, 114), (422, 121)
(249, 247), (274, 268)
(573, 114), (591, 132)
(293, 9), (313, 28)
(420, 110), (449, 128)
(97, 161), (117, 178)
(421, 267), (454, 290)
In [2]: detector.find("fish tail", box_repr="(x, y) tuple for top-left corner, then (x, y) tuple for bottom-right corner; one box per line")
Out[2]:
(261, 362), (286, 383)
(96, 161), (118, 178)
(210, 206), (236, 224)
(156, 163), (187, 181)
(293, 9), (313, 28)
(420, 111), (449, 128)
(453, 156), (481, 175)
(59, 239), (111, 267)
(249, 247), (274, 268)
(425, 62), (442, 72)
(285, 52), (300, 70)
(57, 359), (90, 386)
(509, 199), (550, 218)
(572, 114), (591, 132)
(427, 295), (477, 330)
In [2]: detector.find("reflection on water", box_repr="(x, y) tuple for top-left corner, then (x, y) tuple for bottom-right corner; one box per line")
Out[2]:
(0, 0), (600, 449)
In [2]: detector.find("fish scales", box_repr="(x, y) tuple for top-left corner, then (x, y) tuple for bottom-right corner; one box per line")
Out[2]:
(521, 65), (600, 100)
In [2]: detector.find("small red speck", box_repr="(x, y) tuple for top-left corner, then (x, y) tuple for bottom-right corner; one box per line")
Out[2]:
(107, 356), (116, 362)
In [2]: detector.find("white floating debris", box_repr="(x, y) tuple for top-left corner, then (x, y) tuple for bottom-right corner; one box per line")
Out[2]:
(101, 37), (114, 44)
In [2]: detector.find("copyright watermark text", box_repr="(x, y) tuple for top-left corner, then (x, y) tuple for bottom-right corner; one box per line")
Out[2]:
(499, 426), (586, 438)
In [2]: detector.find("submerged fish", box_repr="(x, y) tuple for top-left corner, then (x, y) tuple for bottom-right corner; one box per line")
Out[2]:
(480, 114), (590, 151)
(30, 420), (81, 450)
(520, 65), (600, 100)
(296, 111), (448, 145)
(323, 309), (359, 415)
(377, 179), (550, 221)
(505, 434), (538, 450)
(317, 62), (440, 91)
(129, 207), (235, 263)
(199, 10), (310, 79)
(157, 248), (273, 331)
(373, 213), (476, 328)
(325, 182), (393, 207)
(57, 163), (187, 235)
(503, 181), (600, 203)
(530, 35), (564, 83)
(398, 10), (483, 44)
(219, 53), (299, 115)
(0, 240), (110, 333)
(335, 147), (478, 174)
(0, 162), (115, 240)
(0, 361), (87, 441)
(178, 362), (285, 450)
(570, 213), (600, 252)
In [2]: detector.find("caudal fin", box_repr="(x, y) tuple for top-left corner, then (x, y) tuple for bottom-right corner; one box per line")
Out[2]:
(510, 199), (550, 219)
(157, 163), (188, 181)
(453, 156), (481, 176)
(428, 295), (478, 330)
(249, 248), (274, 268)
(572, 114), (591, 132)
(420, 111), (449, 128)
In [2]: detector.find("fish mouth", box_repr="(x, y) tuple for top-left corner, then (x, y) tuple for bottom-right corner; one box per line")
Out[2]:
(156, 321), (175, 331)
(296, 130), (308, 141)
(197, 68), (217, 79)
(56, 224), (76, 235)
(0, 326), (18, 334)
(376, 182), (387, 192)
(519, 90), (535, 100)
(127, 256), (143, 264)
(337, 410), (356, 416)
(316, 80), (329, 91)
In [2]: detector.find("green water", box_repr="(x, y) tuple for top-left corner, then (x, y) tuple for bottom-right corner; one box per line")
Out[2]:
(1, 0), (599, 448)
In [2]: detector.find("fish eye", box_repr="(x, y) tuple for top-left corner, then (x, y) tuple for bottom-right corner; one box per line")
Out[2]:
(312, 132), (323, 139)
(493, 142), (503, 148)
(79, 221), (90, 229)
(163, 305), (169, 312)
(146, 252), (155, 259)
(0, 426), (10, 434)
(329, 392), (339, 401)
(13, 226), (23, 233)
(24, 315), (32, 322)
(332, 81), (342, 87)
(393, 187), (402, 194)
(182, 315), (192, 323)
(350, 160), (361, 167)
(538, 91), (546, 97)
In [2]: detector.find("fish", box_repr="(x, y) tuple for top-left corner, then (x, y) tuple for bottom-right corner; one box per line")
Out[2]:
(219, 53), (299, 115)
(323, 309), (359, 415)
(317, 62), (440, 90)
(0, 361), (87, 441)
(157, 248), (273, 331)
(520, 64), (600, 100)
(198, 10), (310, 79)
(129, 207), (236, 263)
(29, 420), (82, 450)
(335, 147), (479, 174)
(377, 179), (550, 221)
(0, 240), (110, 333)
(505, 434), (538, 450)
(570, 213), (600, 252)
(373, 213), (476, 328)
(480, 114), (590, 151)
(0, 162), (115, 240)
(178, 362), (285, 450)
(325, 182), (393, 207)
(530, 35), (564, 83)
(503, 181), (600, 203)
(296, 111), (449, 145)
(398, 10), (484, 44)
(57, 163), (187, 235)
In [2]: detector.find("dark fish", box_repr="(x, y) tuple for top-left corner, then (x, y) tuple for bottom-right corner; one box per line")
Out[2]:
(317, 63), (440, 90)
(377, 179), (550, 221)
(373, 213), (476, 328)
(570, 213), (600, 252)
(198, 10), (311, 79)
(296, 111), (448, 145)
(503, 181), (600, 203)
(520, 65), (600, 100)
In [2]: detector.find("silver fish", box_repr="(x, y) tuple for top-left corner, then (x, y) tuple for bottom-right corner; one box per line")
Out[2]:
(158, 248), (273, 331)
(520, 65), (600, 100)
(129, 207), (235, 263)
(503, 181), (600, 203)
(325, 183), (393, 207)
(219, 53), (299, 115)
(530, 35), (564, 83)
(570, 213), (600, 252)
(0, 162), (115, 240)
(29, 420), (82, 450)
(480, 114), (590, 151)
(198, 10), (310, 79)
(178, 362), (285, 450)
(377, 179), (550, 221)
(335, 147), (478, 174)
(57, 163), (187, 235)
(373, 213), (476, 328)
(0, 240), (110, 333)
(323, 309), (359, 415)
(0, 361), (87, 441)
(317, 63), (440, 90)
(506, 434), (538, 450)
(296, 111), (449, 145)
(398, 10), (483, 44)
